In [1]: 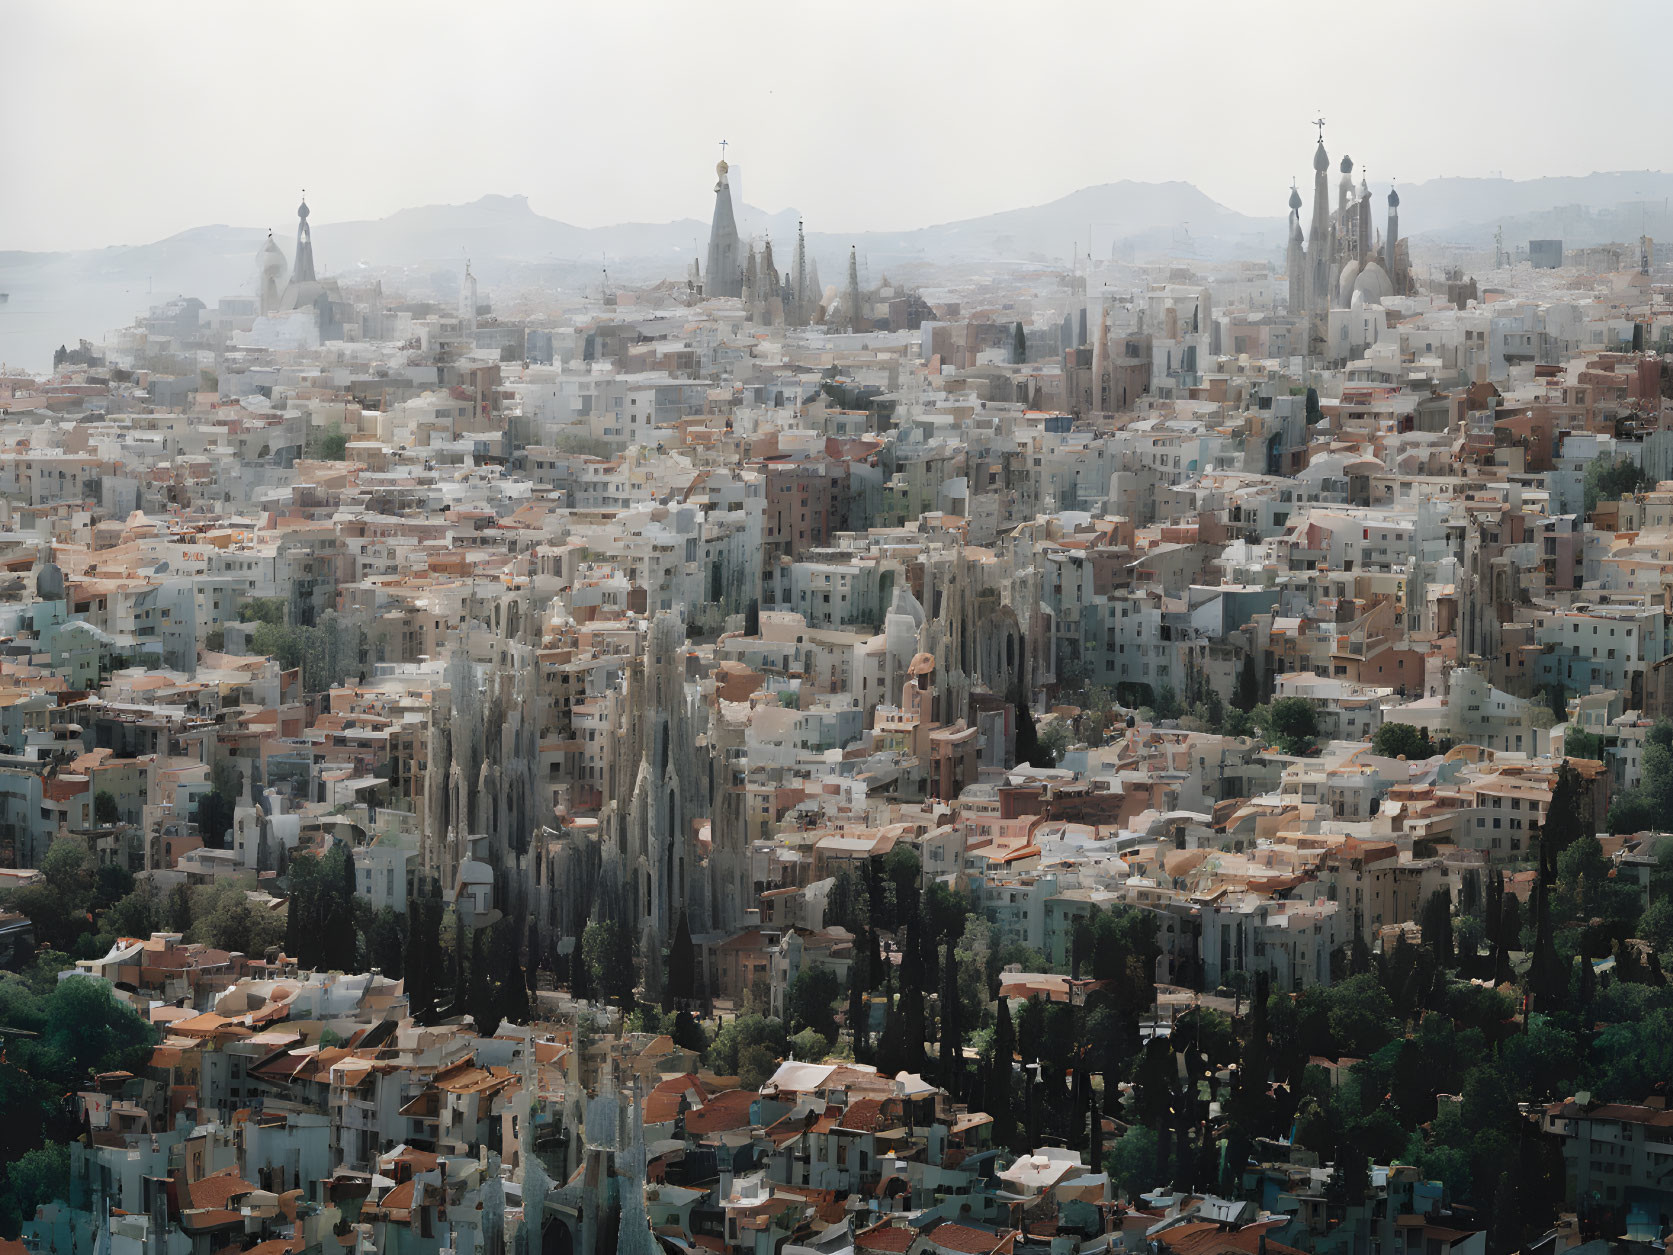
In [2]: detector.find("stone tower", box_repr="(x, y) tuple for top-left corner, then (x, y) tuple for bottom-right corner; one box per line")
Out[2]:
(705, 158), (743, 299)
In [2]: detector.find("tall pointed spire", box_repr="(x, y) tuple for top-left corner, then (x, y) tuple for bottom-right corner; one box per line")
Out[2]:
(292, 192), (316, 284)
(1386, 185), (1401, 293)
(845, 246), (864, 334)
(1286, 181), (1306, 314)
(1308, 134), (1331, 312)
(792, 219), (808, 326)
(615, 1075), (656, 1255)
(758, 236), (777, 323)
(704, 150), (743, 299)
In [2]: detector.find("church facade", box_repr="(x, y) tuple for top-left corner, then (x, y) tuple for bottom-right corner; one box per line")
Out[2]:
(1286, 134), (1413, 347)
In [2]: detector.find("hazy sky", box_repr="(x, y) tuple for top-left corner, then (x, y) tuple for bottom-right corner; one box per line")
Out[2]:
(3, 0), (1666, 252)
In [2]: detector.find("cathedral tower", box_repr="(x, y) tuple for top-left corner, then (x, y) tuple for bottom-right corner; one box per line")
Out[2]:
(1307, 140), (1332, 313)
(292, 196), (316, 284)
(704, 157), (743, 299)
(845, 246), (864, 333)
(1386, 186), (1401, 292)
(1285, 185), (1305, 314)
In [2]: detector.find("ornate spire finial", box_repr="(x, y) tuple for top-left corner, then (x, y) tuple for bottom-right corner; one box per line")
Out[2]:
(1312, 116), (1326, 142)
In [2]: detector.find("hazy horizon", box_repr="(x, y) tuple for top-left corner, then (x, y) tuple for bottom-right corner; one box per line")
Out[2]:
(3, 0), (1667, 253)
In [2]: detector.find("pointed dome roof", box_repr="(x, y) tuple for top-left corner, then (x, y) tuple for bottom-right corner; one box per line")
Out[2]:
(259, 233), (286, 278)
(1387, 187), (1400, 207)
(1339, 154), (1354, 174)
(1338, 258), (1362, 304)
(1314, 141), (1330, 172)
(1288, 185), (1303, 212)
(1352, 260), (1393, 304)
(888, 582), (924, 629)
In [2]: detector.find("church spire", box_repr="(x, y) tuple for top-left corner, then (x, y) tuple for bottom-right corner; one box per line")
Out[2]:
(704, 148), (743, 299)
(792, 219), (807, 326)
(1307, 127), (1333, 314)
(845, 246), (864, 334)
(292, 192), (316, 284)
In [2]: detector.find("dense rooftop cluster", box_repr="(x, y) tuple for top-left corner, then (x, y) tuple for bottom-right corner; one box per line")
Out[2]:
(1, 159), (1673, 1255)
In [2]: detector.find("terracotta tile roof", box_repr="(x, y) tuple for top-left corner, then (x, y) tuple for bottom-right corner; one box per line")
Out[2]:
(1159, 1222), (1309, 1255)
(837, 1097), (896, 1132)
(373, 1178), (416, 1213)
(185, 1168), (255, 1210)
(646, 1073), (710, 1125)
(686, 1089), (757, 1135)
(926, 1224), (1016, 1255)
(856, 1222), (914, 1253)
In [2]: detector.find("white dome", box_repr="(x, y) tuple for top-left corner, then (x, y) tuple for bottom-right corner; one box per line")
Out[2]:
(1337, 259), (1361, 306)
(1352, 260), (1393, 305)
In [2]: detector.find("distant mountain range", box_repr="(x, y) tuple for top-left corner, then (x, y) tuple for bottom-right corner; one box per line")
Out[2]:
(3, 170), (1671, 370)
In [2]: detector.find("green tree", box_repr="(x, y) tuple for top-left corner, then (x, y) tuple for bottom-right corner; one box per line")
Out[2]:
(1372, 722), (1436, 759)
(1233, 654), (1261, 713)
(366, 906), (406, 978)
(1104, 1124), (1159, 1201)
(240, 597), (287, 626)
(1421, 889), (1455, 968)
(102, 884), (160, 942)
(195, 792), (235, 849)
(582, 917), (636, 1005)
(1016, 701), (1053, 768)
(1640, 897), (1673, 953)
(405, 893), (446, 1022)
(1326, 973), (1398, 1058)
(1012, 321), (1027, 364)
(1255, 697), (1319, 755)
(1583, 456), (1648, 514)
(94, 791), (119, 825)
(166, 881), (193, 934)
(0, 1142), (69, 1238)
(1037, 719), (1074, 765)
(789, 1028), (831, 1061)
(475, 917), (529, 1035)
(848, 961), (870, 1060)
(7, 838), (96, 950)
(786, 966), (842, 1041)
(939, 935), (963, 1091)
(989, 995), (1016, 1146)
(705, 1014), (786, 1086)
(40, 977), (156, 1091)
(672, 1009), (707, 1054)
(664, 909), (698, 1011)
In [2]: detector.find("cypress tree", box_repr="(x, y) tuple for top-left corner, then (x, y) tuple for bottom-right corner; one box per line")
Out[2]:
(405, 893), (444, 1023)
(991, 996), (1016, 1146)
(490, 917), (530, 1031)
(466, 925), (489, 1028)
(1234, 654), (1260, 712)
(1087, 1077), (1103, 1170)
(939, 938), (962, 1094)
(665, 910), (697, 1012)
(848, 968), (869, 1061)
(1485, 870), (1503, 951)
(336, 843), (360, 968)
(1012, 321), (1027, 365)
(1420, 888), (1454, 968)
